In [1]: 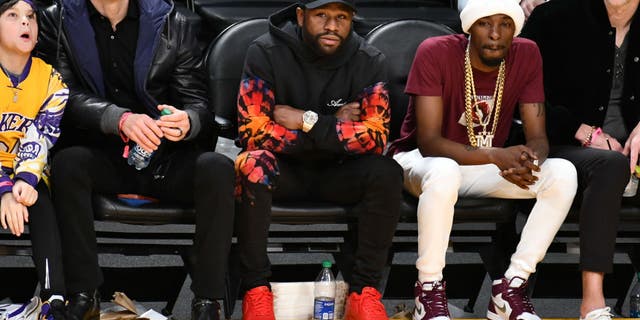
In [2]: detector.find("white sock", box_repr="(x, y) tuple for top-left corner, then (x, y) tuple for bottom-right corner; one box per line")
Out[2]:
(504, 264), (530, 282)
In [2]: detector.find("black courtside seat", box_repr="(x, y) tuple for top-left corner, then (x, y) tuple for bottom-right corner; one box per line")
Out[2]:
(205, 18), (269, 138)
(194, 0), (294, 42)
(354, 0), (462, 35)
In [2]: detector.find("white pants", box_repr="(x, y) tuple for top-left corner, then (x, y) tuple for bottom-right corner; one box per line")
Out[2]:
(394, 149), (577, 282)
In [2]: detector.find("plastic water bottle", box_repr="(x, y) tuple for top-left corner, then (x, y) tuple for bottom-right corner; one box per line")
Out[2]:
(127, 108), (172, 170)
(631, 273), (640, 317)
(624, 175), (639, 197)
(313, 260), (336, 320)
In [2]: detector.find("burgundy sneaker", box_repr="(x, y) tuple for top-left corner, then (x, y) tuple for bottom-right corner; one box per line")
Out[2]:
(413, 280), (450, 320)
(487, 277), (540, 320)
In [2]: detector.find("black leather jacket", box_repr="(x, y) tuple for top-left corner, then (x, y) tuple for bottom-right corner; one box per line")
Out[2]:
(521, 0), (640, 145)
(35, 0), (213, 154)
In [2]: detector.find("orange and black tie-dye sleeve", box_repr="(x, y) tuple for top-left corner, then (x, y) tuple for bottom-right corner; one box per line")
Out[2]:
(335, 82), (390, 154)
(237, 76), (306, 153)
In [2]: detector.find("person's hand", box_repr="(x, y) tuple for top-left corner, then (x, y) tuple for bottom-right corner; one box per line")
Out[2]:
(623, 122), (640, 173)
(120, 113), (163, 152)
(335, 102), (360, 122)
(500, 152), (541, 189)
(489, 145), (537, 171)
(574, 124), (623, 151)
(155, 105), (190, 142)
(1, 192), (28, 237)
(500, 166), (539, 189)
(12, 180), (37, 207)
(496, 148), (541, 189)
(274, 104), (305, 130)
(520, 0), (546, 18)
(591, 131), (623, 152)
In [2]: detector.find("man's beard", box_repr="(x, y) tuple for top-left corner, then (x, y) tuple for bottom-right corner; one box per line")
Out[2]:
(301, 25), (344, 56)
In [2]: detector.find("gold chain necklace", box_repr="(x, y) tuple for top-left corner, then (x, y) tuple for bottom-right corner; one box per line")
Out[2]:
(464, 44), (506, 148)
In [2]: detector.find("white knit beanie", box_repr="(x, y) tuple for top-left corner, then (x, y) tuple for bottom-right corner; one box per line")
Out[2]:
(459, 0), (525, 36)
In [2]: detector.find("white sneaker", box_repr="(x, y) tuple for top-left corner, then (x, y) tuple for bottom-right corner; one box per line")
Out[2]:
(4, 297), (41, 320)
(580, 307), (613, 320)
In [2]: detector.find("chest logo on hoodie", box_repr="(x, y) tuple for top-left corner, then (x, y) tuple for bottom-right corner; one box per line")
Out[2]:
(327, 98), (346, 109)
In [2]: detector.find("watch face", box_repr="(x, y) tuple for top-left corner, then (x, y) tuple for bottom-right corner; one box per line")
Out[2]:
(304, 111), (318, 124)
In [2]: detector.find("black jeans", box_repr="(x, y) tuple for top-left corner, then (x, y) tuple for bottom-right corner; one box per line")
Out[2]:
(51, 145), (235, 299)
(550, 145), (629, 273)
(29, 180), (66, 299)
(235, 152), (403, 294)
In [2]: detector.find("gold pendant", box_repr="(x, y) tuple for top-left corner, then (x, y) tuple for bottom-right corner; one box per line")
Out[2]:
(475, 133), (494, 148)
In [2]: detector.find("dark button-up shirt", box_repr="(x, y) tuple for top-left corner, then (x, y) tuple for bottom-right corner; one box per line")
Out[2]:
(88, 0), (143, 113)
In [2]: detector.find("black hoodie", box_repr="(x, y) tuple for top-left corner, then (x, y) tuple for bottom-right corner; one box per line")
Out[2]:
(237, 4), (390, 163)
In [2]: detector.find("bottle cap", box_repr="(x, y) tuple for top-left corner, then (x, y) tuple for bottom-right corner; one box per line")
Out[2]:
(322, 260), (332, 268)
(160, 108), (172, 116)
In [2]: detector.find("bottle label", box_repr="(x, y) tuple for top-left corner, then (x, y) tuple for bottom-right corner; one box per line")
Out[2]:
(128, 145), (153, 170)
(313, 298), (334, 320)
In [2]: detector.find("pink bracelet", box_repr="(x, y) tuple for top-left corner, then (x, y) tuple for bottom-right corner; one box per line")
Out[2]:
(119, 112), (132, 158)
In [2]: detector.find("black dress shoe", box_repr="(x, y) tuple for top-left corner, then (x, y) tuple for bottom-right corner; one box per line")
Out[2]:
(191, 298), (221, 320)
(67, 291), (100, 320)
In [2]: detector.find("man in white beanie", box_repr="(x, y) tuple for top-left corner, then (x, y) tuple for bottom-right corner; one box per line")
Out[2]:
(387, 0), (579, 319)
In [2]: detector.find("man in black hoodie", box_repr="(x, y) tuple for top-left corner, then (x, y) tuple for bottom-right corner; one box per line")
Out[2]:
(235, 0), (402, 319)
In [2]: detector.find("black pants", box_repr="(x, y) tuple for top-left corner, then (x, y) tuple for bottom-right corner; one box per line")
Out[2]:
(235, 151), (403, 294)
(51, 146), (235, 299)
(29, 180), (66, 299)
(550, 145), (629, 273)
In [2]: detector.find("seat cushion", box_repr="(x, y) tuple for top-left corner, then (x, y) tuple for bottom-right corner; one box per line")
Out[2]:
(93, 195), (195, 225)
(94, 192), (516, 227)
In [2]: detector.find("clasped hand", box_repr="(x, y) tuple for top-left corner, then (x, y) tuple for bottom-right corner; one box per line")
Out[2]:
(494, 146), (541, 190)
(121, 105), (190, 152)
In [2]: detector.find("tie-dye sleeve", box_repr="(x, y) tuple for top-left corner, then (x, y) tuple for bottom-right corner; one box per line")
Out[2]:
(336, 82), (390, 154)
(308, 82), (390, 155)
(13, 69), (67, 187)
(237, 76), (308, 153)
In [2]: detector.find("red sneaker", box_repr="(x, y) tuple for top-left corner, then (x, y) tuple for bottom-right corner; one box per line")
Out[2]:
(344, 287), (388, 320)
(242, 286), (275, 320)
